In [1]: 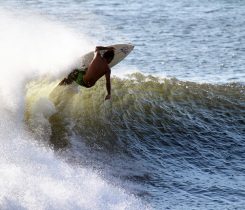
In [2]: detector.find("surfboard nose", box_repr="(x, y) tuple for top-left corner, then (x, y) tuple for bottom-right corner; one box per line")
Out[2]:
(127, 44), (134, 52)
(120, 44), (134, 55)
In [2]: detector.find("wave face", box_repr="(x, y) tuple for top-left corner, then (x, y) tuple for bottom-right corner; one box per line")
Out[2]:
(25, 74), (245, 209)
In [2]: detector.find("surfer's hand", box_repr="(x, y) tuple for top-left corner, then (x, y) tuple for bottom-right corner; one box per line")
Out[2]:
(105, 94), (111, 100)
(96, 46), (114, 51)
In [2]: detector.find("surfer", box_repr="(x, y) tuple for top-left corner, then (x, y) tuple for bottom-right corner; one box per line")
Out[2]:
(59, 46), (115, 100)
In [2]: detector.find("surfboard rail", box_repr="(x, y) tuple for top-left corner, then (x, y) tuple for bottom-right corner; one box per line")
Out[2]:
(78, 44), (134, 69)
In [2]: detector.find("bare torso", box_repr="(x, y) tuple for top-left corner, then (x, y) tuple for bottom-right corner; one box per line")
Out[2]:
(83, 51), (110, 87)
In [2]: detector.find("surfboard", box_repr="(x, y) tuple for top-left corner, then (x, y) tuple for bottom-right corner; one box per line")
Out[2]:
(49, 44), (134, 101)
(78, 44), (134, 70)
(48, 45), (134, 137)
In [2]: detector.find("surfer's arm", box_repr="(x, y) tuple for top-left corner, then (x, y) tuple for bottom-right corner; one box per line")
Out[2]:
(105, 69), (111, 100)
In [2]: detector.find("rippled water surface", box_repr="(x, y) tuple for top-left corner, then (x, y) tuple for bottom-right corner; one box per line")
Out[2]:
(2, 0), (245, 83)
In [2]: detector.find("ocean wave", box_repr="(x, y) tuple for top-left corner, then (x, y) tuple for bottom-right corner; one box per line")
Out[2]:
(25, 72), (245, 156)
(23, 73), (245, 208)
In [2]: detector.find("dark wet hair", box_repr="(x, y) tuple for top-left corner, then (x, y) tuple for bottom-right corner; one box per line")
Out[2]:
(103, 50), (115, 63)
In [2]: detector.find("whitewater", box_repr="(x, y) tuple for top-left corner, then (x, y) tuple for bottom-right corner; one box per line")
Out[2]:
(0, 9), (147, 210)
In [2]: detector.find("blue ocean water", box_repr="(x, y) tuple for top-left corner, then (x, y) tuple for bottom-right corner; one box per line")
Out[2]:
(0, 0), (244, 210)
(3, 0), (245, 83)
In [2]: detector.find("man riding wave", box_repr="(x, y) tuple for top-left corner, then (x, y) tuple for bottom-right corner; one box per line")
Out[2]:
(59, 46), (115, 100)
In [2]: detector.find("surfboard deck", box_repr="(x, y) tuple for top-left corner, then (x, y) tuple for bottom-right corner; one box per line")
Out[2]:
(78, 44), (134, 70)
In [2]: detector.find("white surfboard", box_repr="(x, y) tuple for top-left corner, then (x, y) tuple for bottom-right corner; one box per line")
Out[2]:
(78, 44), (134, 70)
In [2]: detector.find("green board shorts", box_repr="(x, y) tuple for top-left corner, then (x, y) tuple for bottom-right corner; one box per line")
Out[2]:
(73, 67), (90, 87)
(75, 70), (87, 87)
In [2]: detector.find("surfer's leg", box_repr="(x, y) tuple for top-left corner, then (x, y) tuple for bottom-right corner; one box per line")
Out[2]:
(59, 69), (79, 86)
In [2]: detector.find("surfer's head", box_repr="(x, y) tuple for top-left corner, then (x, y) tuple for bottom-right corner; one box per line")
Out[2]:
(103, 50), (114, 64)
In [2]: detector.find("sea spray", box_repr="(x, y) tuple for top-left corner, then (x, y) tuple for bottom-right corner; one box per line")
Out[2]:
(0, 8), (91, 111)
(0, 9), (147, 209)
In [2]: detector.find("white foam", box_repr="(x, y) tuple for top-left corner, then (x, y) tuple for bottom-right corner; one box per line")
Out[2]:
(0, 9), (92, 112)
(113, 65), (141, 78)
(0, 113), (144, 209)
(0, 9), (146, 209)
